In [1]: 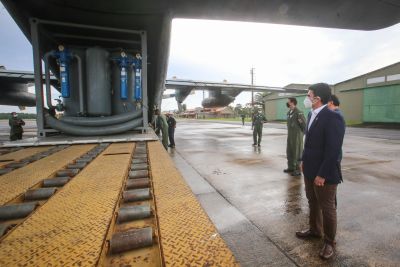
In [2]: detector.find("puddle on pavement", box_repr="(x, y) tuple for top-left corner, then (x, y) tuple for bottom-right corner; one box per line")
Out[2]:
(232, 158), (265, 165)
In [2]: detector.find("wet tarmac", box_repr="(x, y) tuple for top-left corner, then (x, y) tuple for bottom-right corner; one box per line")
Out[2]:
(169, 120), (400, 267)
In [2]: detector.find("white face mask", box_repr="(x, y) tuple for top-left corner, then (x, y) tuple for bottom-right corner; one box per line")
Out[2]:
(303, 97), (312, 109)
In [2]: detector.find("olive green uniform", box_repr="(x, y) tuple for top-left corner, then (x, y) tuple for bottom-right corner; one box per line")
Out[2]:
(155, 114), (169, 150)
(286, 107), (306, 171)
(9, 116), (25, 141)
(252, 113), (267, 145)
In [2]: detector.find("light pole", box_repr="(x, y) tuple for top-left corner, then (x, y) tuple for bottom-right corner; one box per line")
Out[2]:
(250, 67), (255, 107)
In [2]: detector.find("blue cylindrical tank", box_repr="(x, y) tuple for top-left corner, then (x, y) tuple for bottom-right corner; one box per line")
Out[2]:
(111, 52), (136, 115)
(133, 54), (142, 101)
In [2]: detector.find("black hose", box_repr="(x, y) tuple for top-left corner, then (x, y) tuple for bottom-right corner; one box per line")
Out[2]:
(59, 109), (142, 126)
(45, 113), (143, 136)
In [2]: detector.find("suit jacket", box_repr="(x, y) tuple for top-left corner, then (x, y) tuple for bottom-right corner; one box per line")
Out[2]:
(302, 106), (345, 184)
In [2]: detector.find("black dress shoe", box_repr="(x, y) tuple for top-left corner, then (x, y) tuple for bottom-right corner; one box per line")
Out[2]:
(283, 168), (294, 173)
(295, 229), (322, 239)
(320, 243), (335, 260)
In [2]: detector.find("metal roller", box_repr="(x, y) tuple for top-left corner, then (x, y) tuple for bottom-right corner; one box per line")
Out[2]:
(75, 159), (92, 164)
(117, 205), (151, 223)
(0, 168), (14, 175)
(56, 168), (80, 177)
(130, 163), (148, 170)
(0, 203), (37, 220)
(126, 178), (150, 190)
(67, 162), (87, 169)
(5, 162), (28, 168)
(123, 189), (151, 202)
(25, 187), (57, 201)
(43, 177), (70, 187)
(129, 170), (148, 179)
(132, 158), (147, 164)
(133, 153), (147, 159)
(20, 158), (35, 163)
(135, 149), (147, 154)
(0, 223), (15, 237)
(109, 227), (153, 254)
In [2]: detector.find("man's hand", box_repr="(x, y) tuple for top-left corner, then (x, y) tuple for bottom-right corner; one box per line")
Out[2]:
(314, 176), (325, 187)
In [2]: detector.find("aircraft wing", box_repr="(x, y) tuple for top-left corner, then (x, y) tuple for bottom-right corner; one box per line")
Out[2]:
(0, 70), (58, 87)
(165, 79), (306, 93)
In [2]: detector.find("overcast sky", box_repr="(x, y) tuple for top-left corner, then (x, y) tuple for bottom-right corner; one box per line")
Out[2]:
(1, 3), (400, 113)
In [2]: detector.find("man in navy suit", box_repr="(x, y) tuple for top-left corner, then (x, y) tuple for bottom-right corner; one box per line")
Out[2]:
(295, 83), (345, 260)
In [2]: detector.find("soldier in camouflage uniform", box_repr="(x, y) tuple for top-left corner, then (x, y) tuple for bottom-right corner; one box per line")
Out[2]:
(284, 98), (306, 176)
(154, 109), (169, 150)
(9, 112), (25, 141)
(252, 109), (267, 147)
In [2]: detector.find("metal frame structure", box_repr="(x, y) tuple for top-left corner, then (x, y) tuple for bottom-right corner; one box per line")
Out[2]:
(29, 18), (148, 137)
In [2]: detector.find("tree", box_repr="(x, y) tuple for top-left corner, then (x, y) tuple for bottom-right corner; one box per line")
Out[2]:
(234, 104), (243, 117)
(182, 104), (187, 112)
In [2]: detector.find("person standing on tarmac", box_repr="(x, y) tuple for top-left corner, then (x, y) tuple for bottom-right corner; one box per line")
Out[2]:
(241, 114), (245, 126)
(154, 109), (169, 150)
(166, 113), (176, 148)
(252, 109), (267, 146)
(284, 97), (306, 176)
(9, 112), (25, 141)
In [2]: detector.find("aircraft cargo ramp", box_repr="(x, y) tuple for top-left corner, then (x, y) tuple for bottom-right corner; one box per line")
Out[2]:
(0, 141), (238, 266)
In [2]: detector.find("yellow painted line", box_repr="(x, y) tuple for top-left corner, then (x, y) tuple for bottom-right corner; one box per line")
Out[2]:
(0, 143), (134, 266)
(148, 141), (239, 266)
(0, 144), (95, 205)
(0, 146), (52, 168)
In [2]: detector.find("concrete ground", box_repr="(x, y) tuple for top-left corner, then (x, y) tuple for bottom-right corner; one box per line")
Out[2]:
(169, 119), (400, 267)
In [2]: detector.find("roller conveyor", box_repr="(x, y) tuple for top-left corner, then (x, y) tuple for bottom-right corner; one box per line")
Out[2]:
(0, 141), (238, 266)
(0, 144), (95, 206)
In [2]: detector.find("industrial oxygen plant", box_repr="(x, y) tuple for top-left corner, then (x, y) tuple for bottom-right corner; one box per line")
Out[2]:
(30, 18), (149, 137)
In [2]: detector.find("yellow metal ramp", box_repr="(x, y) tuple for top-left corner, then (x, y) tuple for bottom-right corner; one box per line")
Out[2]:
(148, 141), (238, 266)
(0, 141), (238, 266)
(0, 146), (51, 168)
(0, 143), (134, 266)
(0, 144), (95, 205)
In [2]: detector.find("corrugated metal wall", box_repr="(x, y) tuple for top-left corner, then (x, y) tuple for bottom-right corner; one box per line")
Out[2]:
(266, 95), (309, 120)
(363, 84), (400, 122)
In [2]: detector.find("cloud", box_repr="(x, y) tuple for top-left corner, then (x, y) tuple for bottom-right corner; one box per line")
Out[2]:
(164, 19), (400, 110)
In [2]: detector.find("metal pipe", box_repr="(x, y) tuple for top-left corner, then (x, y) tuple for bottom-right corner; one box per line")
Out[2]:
(53, 33), (141, 45)
(123, 189), (151, 202)
(45, 113), (143, 136)
(73, 53), (85, 114)
(36, 18), (142, 35)
(59, 109), (142, 126)
(110, 227), (153, 254)
(44, 51), (55, 109)
(117, 205), (151, 223)
(25, 187), (57, 201)
(126, 178), (150, 190)
(0, 203), (37, 220)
